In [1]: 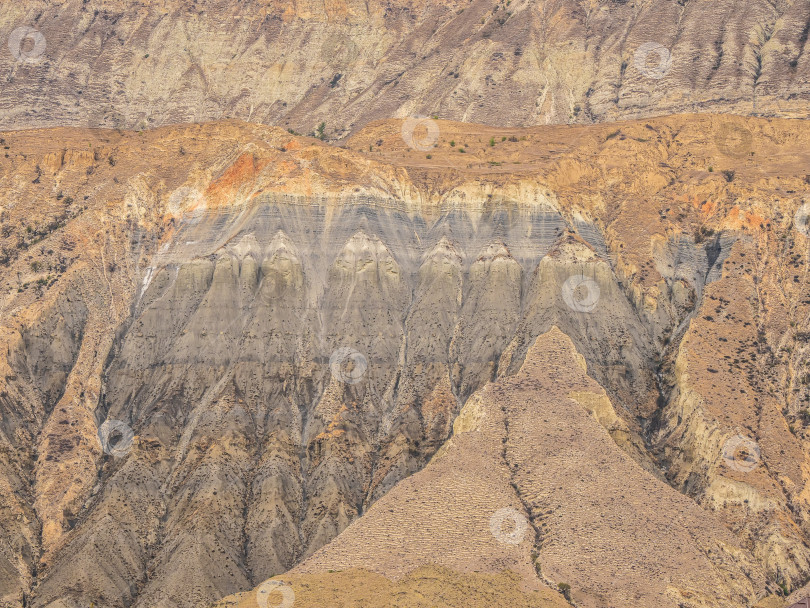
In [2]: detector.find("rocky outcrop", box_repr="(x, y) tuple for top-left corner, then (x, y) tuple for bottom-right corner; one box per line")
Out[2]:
(1, 115), (809, 606)
(261, 328), (766, 607)
(655, 237), (810, 591)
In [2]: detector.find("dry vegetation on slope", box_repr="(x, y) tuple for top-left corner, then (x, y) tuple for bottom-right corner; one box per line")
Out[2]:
(0, 115), (809, 606)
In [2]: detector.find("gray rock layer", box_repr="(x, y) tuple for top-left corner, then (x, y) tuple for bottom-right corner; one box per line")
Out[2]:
(0, 195), (729, 607)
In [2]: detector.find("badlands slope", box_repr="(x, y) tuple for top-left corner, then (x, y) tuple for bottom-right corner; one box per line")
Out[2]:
(0, 115), (808, 606)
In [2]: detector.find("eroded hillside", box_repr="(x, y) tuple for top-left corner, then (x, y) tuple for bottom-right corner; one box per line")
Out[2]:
(0, 0), (809, 134)
(0, 115), (809, 607)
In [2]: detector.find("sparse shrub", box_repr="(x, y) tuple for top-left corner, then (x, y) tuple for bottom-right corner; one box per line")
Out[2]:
(722, 169), (735, 182)
(558, 582), (572, 601)
(605, 129), (620, 141)
(695, 225), (715, 243)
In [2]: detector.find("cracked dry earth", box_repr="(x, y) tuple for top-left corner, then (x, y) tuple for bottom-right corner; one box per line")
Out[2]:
(0, 114), (810, 607)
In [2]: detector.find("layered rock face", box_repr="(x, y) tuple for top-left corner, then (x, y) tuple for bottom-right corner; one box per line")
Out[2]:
(0, 0), (808, 134)
(0, 116), (810, 607)
(21, 195), (664, 608)
(275, 328), (766, 608)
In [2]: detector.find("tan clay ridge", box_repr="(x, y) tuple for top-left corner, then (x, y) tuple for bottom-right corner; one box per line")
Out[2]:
(215, 327), (765, 608)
